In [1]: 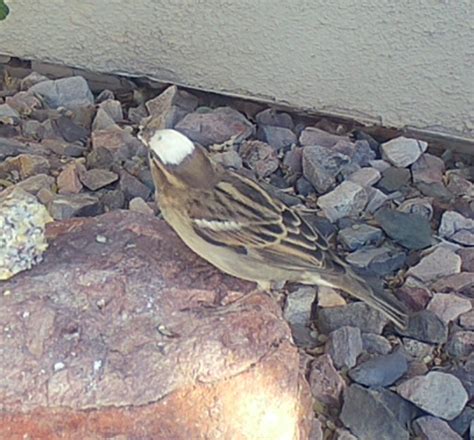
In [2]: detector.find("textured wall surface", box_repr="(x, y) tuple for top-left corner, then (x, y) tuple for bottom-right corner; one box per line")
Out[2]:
(0, 0), (472, 135)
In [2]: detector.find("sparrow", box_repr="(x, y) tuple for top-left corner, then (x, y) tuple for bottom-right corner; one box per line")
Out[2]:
(138, 128), (408, 329)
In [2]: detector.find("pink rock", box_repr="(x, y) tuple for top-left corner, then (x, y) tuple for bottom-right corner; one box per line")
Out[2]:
(309, 354), (346, 407)
(57, 163), (83, 194)
(411, 153), (445, 184)
(427, 293), (472, 324)
(413, 415), (462, 440)
(299, 127), (350, 148)
(0, 211), (311, 439)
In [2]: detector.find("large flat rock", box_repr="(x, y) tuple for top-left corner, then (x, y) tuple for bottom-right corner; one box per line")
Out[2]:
(0, 210), (311, 439)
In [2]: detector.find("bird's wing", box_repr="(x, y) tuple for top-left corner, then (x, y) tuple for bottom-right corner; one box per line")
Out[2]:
(187, 171), (344, 275)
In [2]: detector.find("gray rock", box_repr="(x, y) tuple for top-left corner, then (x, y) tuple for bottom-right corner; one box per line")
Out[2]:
(348, 351), (408, 387)
(100, 189), (125, 211)
(449, 406), (474, 437)
(175, 107), (253, 146)
(446, 331), (474, 359)
(439, 210), (474, 246)
(212, 150), (243, 169)
(408, 246), (461, 283)
(309, 353), (345, 407)
(326, 326), (363, 369)
(459, 248), (474, 272)
(395, 372), (468, 420)
(257, 125), (296, 150)
(380, 136), (427, 168)
(402, 338), (434, 360)
(460, 310), (474, 330)
(362, 333), (392, 355)
(449, 355), (474, 401)
(399, 310), (448, 344)
(128, 197), (154, 216)
(338, 224), (384, 251)
(299, 127), (350, 148)
(417, 181), (453, 202)
(86, 146), (114, 169)
(347, 167), (381, 187)
(284, 287), (317, 348)
(21, 120), (45, 140)
(29, 76), (94, 109)
(92, 107), (118, 131)
(414, 416), (463, 440)
(0, 103), (20, 124)
(369, 159), (391, 173)
(366, 187), (389, 213)
(98, 99), (123, 122)
(20, 72), (49, 90)
(446, 171), (474, 198)
(15, 174), (55, 195)
(346, 244), (406, 276)
(309, 419), (324, 440)
(398, 197), (434, 221)
(255, 108), (294, 129)
(79, 168), (119, 191)
(42, 139), (87, 158)
(239, 140), (279, 178)
(295, 177), (314, 196)
(411, 153), (445, 184)
(48, 193), (102, 220)
(334, 429), (357, 440)
(377, 167), (411, 192)
(340, 385), (410, 440)
(145, 85), (198, 117)
(317, 181), (368, 222)
(318, 302), (389, 334)
(302, 145), (351, 193)
(427, 293), (472, 324)
(52, 115), (89, 143)
(1, 153), (51, 180)
(119, 170), (151, 201)
(283, 147), (303, 175)
(374, 207), (432, 250)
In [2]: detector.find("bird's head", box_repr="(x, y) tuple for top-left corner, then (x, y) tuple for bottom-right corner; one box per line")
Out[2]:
(138, 127), (216, 190)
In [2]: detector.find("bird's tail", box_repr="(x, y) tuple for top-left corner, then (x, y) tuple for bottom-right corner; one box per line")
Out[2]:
(317, 270), (409, 329)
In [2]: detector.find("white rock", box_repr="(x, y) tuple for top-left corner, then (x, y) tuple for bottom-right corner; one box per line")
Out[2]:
(317, 181), (368, 222)
(369, 159), (391, 173)
(347, 167), (381, 187)
(439, 210), (474, 244)
(408, 246), (461, 283)
(381, 136), (428, 168)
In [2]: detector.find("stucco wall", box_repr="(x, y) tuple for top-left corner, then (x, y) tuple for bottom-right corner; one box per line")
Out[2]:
(0, 0), (472, 136)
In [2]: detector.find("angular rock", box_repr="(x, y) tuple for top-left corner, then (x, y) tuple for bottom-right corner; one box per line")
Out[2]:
(439, 210), (474, 246)
(100, 189), (125, 211)
(239, 140), (279, 178)
(119, 170), (151, 201)
(145, 85), (198, 118)
(427, 293), (472, 324)
(86, 146), (114, 169)
(334, 429), (358, 440)
(414, 416), (463, 440)
(57, 163), (83, 194)
(460, 310), (474, 330)
(449, 406), (474, 437)
(408, 247), (462, 283)
(369, 159), (391, 173)
(309, 353), (345, 407)
(2, 154), (50, 180)
(374, 207), (432, 250)
(402, 338), (434, 360)
(340, 385), (410, 440)
(366, 187), (390, 213)
(346, 167), (381, 187)
(411, 153), (445, 184)
(92, 127), (143, 159)
(15, 174), (55, 195)
(317, 286), (346, 308)
(283, 147), (303, 175)
(0, 211), (311, 439)
(377, 167), (411, 192)
(257, 125), (296, 150)
(175, 107), (253, 146)
(345, 244), (406, 276)
(446, 171), (474, 198)
(52, 115), (89, 143)
(396, 277), (432, 312)
(48, 193), (102, 220)
(92, 107), (118, 131)
(284, 287), (317, 347)
(380, 136), (427, 168)
(0, 103), (20, 124)
(255, 108), (294, 130)
(395, 372), (468, 420)
(318, 302), (389, 334)
(0, 188), (52, 280)
(398, 197), (433, 221)
(349, 351), (408, 387)
(446, 331), (474, 359)
(458, 248), (474, 272)
(362, 333), (392, 355)
(79, 168), (119, 191)
(399, 310), (448, 344)
(29, 76), (94, 109)
(338, 224), (384, 251)
(42, 138), (87, 157)
(20, 72), (49, 90)
(317, 181), (368, 222)
(417, 181), (453, 203)
(98, 99), (123, 122)
(326, 326), (363, 369)
(21, 119), (45, 140)
(128, 197), (154, 215)
(295, 177), (314, 196)
(299, 127), (350, 148)
(309, 419), (324, 440)
(211, 150), (243, 170)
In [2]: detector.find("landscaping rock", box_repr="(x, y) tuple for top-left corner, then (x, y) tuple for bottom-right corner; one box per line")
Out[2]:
(79, 168), (119, 191)
(377, 167), (411, 192)
(380, 136), (427, 168)
(2, 154), (50, 179)
(396, 277), (432, 311)
(345, 244), (406, 276)
(119, 170), (151, 201)
(460, 310), (474, 330)
(57, 163), (83, 194)
(413, 416), (463, 440)
(309, 353), (345, 407)
(48, 193), (102, 220)
(29, 76), (94, 109)
(446, 331), (474, 359)
(338, 224), (384, 251)
(411, 153), (445, 184)
(346, 167), (381, 187)
(362, 333), (392, 355)
(396, 372), (468, 420)
(15, 174), (54, 195)
(42, 138), (87, 157)
(348, 351), (408, 387)
(408, 246), (462, 283)
(366, 187), (390, 212)
(0, 211), (312, 439)
(284, 287), (317, 347)
(398, 197), (434, 221)
(374, 207), (432, 250)
(439, 210), (474, 246)
(326, 326), (363, 369)
(175, 107), (253, 146)
(427, 293), (472, 324)
(128, 196), (154, 215)
(239, 140), (279, 178)
(317, 181), (368, 222)
(299, 127), (350, 148)
(255, 108), (294, 129)
(399, 310), (448, 344)
(257, 125), (296, 150)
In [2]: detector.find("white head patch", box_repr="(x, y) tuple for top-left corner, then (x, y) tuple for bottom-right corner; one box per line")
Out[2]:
(148, 129), (195, 165)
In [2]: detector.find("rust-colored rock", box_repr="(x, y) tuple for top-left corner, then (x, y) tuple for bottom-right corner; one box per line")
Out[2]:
(0, 210), (311, 439)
